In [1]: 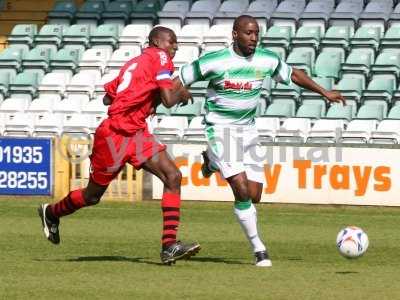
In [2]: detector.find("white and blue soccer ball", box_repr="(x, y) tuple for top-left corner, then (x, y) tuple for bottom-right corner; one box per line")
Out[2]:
(336, 226), (369, 258)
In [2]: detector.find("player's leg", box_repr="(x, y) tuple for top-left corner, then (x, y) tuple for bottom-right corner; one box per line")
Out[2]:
(225, 170), (271, 267)
(139, 146), (200, 264)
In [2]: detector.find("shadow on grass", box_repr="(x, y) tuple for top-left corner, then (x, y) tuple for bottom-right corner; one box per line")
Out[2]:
(287, 257), (303, 261)
(335, 271), (359, 275)
(189, 256), (248, 265)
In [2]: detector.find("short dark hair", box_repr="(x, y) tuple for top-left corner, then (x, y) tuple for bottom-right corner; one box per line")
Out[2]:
(148, 26), (175, 46)
(233, 15), (258, 31)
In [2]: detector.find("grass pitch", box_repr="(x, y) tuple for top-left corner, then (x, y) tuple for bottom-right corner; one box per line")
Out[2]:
(0, 198), (399, 300)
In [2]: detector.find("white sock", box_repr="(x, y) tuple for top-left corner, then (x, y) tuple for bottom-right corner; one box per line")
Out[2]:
(234, 202), (266, 253)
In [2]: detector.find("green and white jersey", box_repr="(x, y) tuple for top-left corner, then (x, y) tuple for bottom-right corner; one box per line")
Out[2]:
(179, 46), (292, 126)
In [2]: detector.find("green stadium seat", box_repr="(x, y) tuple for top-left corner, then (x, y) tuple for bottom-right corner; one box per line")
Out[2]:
(341, 49), (374, 84)
(371, 51), (400, 79)
(264, 46), (286, 60)
(62, 24), (93, 50)
(22, 46), (56, 75)
(75, 1), (105, 26)
(301, 77), (333, 101)
(156, 103), (171, 116)
(130, 0), (162, 26)
(7, 24), (38, 50)
(356, 104), (385, 121)
(362, 76), (395, 103)
(271, 81), (301, 101)
(89, 24), (120, 50)
(380, 26), (400, 50)
(350, 26), (381, 52)
(387, 105), (400, 119)
(314, 50), (343, 80)
(102, 1), (134, 26)
(49, 47), (82, 75)
(296, 103), (324, 119)
(320, 26), (352, 56)
(9, 70), (42, 98)
(0, 70), (13, 99)
(326, 103), (353, 121)
(291, 26), (322, 52)
(34, 24), (66, 51)
(263, 99), (295, 118)
(0, 46), (27, 74)
(260, 26), (293, 53)
(47, 0), (77, 25)
(336, 75), (364, 102)
(286, 48), (314, 76)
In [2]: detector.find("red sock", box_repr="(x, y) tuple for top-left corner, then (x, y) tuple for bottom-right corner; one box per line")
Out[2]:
(161, 193), (181, 248)
(49, 189), (86, 218)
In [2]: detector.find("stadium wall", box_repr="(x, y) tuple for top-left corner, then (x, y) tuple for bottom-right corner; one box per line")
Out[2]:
(152, 143), (400, 207)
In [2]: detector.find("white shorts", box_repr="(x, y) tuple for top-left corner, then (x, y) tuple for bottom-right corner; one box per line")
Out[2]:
(205, 124), (264, 183)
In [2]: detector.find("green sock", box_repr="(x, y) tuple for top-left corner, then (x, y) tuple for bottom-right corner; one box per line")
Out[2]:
(234, 199), (251, 210)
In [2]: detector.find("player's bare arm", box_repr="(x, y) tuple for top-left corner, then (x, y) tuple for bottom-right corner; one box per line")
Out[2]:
(291, 67), (346, 105)
(158, 77), (193, 108)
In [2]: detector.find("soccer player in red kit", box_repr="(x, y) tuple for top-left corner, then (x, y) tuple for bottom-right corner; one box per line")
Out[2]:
(38, 26), (201, 264)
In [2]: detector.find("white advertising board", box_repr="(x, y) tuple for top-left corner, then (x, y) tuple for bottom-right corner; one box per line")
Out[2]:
(152, 143), (400, 206)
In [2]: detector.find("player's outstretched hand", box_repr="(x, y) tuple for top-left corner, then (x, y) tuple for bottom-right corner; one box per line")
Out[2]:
(325, 90), (346, 105)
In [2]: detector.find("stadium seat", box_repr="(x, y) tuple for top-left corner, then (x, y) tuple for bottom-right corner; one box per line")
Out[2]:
(119, 24), (152, 48)
(74, 1), (105, 26)
(106, 48), (140, 72)
(314, 50), (343, 80)
(362, 76), (395, 103)
(7, 24), (38, 51)
(380, 26), (400, 50)
(177, 24), (208, 46)
(95, 71), (118, 94)
(371, 51), (400, 80)
(329, 0), (363, 29)
(182, 115), (206, 141)
(49, 47), (82, 76)
(9, 70), (42, 99)
(270, 0), (306, 34)
(274, 117), (311, 143)
(37, 72), (70, 97)
(298, 1), (334, 33)
(326, 103), (353, 121)
(102, 1), (133, 26)
(62, 113), (91, 134)
(153, 115), (189, 140)
(341, 49), (374, 86)
(388, 2), (400, 27)
(320, 26), (353, 57)
(245, 0), (277, 31)
(263, 99), (295, 119)
(212, 0), (248, 26)
(78, 48), (112, 74)
(171, 101), (202, 119)
(65, 70), (100, 99)
(0, 46), (26, 75)
(2, 112), (34, 137)
(358, 0), (393, 35)
(32, 112), (63, 137)
(0, 95), (31, 113)
(47, 0), (78, 25)
(34, 24), (66, 53)
(370, 119), (400, 144)
(255, 116), (280, 142)
(307, 118), (346, 143)
(335, 75), (364, 103)
(202, 24), (232, 52)
(350, 26), (381, 53)
(286, 47), (314, 75)
(356, 103), (385, 121)
(271, 81), (301, 101)
(387, 105), (400, 119)
(62, 24), (93, 51)
(291, 26), (322, 52)
(157, 0), (191, 28)
(27, 94), (61, 114)
(184, 0), (220, 27)
(53, 94), (89, 116)
(339, 119), (379, 144)
(89, 24), (120, 51)
(296, 103), (324, 119)
(0, 70), (13, 101)
(261, 26), (293, 55)
(156, 103), (171, 116)
(172, 45), (199, 70)
(22, 46), (56, 76)
(130, 0), (162, 26)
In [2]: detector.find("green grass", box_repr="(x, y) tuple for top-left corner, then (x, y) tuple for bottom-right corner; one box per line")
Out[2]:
(1, 198), (400, 300)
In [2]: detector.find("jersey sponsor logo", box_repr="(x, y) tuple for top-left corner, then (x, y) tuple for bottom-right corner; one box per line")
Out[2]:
(158, 51), (168, 66)
(223, 80), (252, 90)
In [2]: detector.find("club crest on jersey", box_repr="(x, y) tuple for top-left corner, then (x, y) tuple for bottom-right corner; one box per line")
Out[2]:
(158, 51), (168, 66)
(224, 80), (252, 90)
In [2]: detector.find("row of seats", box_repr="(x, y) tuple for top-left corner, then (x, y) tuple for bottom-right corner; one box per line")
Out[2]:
(150, 114), (400, 145)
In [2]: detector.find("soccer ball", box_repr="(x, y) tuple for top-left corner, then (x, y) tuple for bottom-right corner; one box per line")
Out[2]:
(336, 226), (369, 258)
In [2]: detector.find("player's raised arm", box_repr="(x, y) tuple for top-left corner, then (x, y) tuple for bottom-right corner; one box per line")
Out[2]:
(291, 67), (346, 105)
